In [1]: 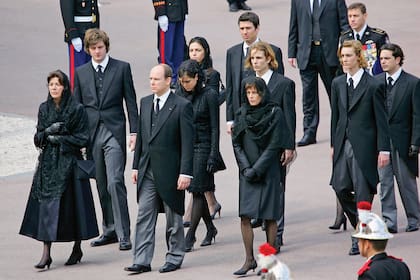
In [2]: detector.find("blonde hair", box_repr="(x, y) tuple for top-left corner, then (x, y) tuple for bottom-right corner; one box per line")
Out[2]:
(338, 40), (368, 68)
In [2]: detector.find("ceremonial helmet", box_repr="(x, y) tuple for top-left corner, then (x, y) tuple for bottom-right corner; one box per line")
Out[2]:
(352, 212), (394, 240)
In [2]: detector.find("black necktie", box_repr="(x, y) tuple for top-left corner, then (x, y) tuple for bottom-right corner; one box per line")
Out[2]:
(356, 33), (361, 41)
(155, 98), (160, 114)
(97, 65), (104, 78)
(386, 77), (394, 111)
(312, 0), (319, 14)
(348, 77), (354, 90)
(387, 77), (394, 91)
(245, 46), (249, 57)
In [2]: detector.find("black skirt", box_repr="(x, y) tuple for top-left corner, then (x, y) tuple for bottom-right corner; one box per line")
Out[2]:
(19, 173), (98, 242)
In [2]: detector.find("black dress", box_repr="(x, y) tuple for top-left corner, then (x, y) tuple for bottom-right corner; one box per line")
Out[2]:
(20, 89), (98, 242)
(176, 86), (225, 193)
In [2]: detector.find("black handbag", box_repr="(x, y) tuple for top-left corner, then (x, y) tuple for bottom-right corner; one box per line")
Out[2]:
(76, 159), (96, 179)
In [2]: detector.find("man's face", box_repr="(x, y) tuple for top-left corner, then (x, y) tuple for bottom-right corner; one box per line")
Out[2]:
(239, 21), (259, 45)
(340, 46), (359, 74)
(149, 66), (171, 96)
(380, 50), (401, 75)
(88, 41), (107, 63)
(250, 49), (270, 74)
(348, 8), (367, 32)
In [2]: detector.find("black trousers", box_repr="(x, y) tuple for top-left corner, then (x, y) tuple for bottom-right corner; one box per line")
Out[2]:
(299, 44), (337, 138)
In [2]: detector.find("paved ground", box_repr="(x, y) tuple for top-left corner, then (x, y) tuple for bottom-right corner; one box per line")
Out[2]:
(0, 0), (419, 279)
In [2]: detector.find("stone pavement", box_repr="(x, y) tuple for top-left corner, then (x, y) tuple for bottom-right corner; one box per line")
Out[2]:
(0, 0), (419, 279)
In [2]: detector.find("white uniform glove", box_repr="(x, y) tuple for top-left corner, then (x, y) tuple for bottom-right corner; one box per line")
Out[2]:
(71, 37), (83, 52)
(158, 15), (169, 32)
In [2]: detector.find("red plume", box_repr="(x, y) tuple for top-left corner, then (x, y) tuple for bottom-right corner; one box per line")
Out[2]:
(357, 201), (372, 210)
(259, 242), (277, 256)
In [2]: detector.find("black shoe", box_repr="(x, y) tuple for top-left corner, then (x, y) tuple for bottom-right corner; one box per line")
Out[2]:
(124, 264), (151, 274)
(250, 218), (263, 228)
(200, 227), (217, 246)
(239, 2), (252, 10)
(119, 238), (132, 251)
(388, 227), (398, 234)
(159, 262), (181, 273)
(185, 232), (196, 252)
(34, 257), (52, 270)
(210, 203), (222, 219)
(297, 135), (316, 147)
(65, 248), (83, 265)
(329, 216), (347, 231)
(348, 237), (360, 255)
(229, 2), (239, 12)
(405, 225), (419, 232)
(90, 235), (118, 247)
(233, 259), (257, 276)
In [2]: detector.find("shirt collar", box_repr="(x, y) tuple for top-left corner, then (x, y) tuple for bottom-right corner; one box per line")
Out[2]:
(256, 69), (273, 85)
(386, 67), (402, 84)
(154, 89), (171, 108)
(243, 38), (260, 55)
(347, 68), (364, 88)
(354, 24), (368, 39)
(91, 55), (110, 72)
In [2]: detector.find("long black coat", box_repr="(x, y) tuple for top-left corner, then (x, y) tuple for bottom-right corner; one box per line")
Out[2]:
(73, 57), (138, 159)
(133, 93), (194, 215)
(330, 72), (390, 191)
(376, 71), (420, 177)
(225, 43), (284, 122)
(358, 253), (411, 280)
(233, 107), (285, 220)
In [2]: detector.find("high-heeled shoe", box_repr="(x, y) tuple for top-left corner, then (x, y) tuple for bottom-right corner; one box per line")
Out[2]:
(65, 248), (83, 265)
(185, 234), (196, 252)
(233, 259), (257, 275)
(200, 227), (218, 246)
(329, 216), (347, 230)
(210, 203), (222, 220)
(34, 257), (52, 269)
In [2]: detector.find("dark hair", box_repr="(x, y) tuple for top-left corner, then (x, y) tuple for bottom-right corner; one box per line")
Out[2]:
(189, 36), (213, 69)
(348, 2), (367, 14)
(380, 43), (405, 66)
(369, 239), (388, 251)
(238, 12), (260, 29)
(242, 76), (269, 106)
(47, 70), (70, 92)
(177, 59), (205, 91)
(84, 28), (110, 53)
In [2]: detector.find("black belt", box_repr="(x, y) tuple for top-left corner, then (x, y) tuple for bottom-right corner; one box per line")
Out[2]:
(312, 40), (321, 46)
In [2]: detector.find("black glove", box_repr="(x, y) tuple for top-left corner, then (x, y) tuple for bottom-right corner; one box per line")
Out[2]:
(47, 135), (61, 145)
(408, 145), (419, 157)
(45, 122), (64, 135)
(206, 158), (217, 174)
(243, 167), (259, 182)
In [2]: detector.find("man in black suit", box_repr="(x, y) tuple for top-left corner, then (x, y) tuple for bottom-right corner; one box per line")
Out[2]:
(339, 2), (389, 75)
(60, 0), (99, 90)
(330, 40), (390, 255)
(226, 12), (284, 134)
(74, 28), (138, 251)
(288, 0), (348, 146)
(376, 43), (420, 233)
(124, 64), (194, 274)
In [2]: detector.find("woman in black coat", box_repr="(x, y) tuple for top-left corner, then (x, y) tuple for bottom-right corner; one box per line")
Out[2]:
(232, 76), (285, 275)
(176, 60), (225, 252)
(20, 70), (98, 269)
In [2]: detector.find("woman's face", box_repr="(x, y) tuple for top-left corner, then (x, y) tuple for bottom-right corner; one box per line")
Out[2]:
(48, 77), (64, 103)
(179, 74), (198, 92)
(189, 42), (205, 64)
(250, 49), (270, 75)
(246, 86), (262, 106)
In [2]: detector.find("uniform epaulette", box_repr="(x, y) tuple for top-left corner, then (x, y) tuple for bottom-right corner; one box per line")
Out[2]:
(341, 29), (352, 36)
(357, 259), (372, 276)
(388, 255), (403, 262)
(371, 27), (386, 35)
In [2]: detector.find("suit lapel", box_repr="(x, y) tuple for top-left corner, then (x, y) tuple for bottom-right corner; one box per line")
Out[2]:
(100, 57), (117, 106)
(143, 95), (153, 141)
(390, 71), (407, 118)
(349, 72), (368, 111)
(87, 65), (99, 105)
(149, 93), (176, 143)
(318, 0), (327, 17)
(267, 72), (279, 94)
(338, 77), (348, 111)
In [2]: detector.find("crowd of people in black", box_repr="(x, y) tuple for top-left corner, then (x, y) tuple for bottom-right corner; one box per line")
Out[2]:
(19, 0), (419, 279)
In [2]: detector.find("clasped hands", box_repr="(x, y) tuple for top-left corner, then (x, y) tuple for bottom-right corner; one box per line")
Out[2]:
(45, 122), (64, 144)
(242, 167), (260, 182)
